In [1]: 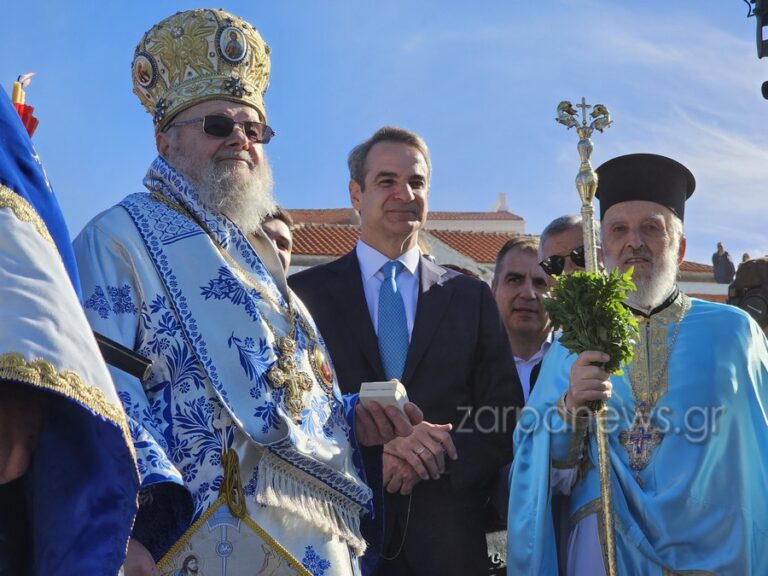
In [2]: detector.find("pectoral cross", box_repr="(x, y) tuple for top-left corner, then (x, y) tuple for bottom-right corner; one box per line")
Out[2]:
(619, 403), (664, 485)
(267, 337), (313, 421)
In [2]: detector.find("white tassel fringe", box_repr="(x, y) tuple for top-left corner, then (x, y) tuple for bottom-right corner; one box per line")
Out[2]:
(254, 449), (368, 556)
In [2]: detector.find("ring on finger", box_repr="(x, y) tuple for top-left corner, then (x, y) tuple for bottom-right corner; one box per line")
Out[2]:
(415, 446), (426, 455)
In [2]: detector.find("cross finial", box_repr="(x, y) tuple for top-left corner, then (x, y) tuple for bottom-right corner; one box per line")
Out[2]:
(576, 97), (592, 126)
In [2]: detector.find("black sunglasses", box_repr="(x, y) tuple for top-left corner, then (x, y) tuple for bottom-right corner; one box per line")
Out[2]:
(166, 115), (276, 144)
(539, 245), (586, 276)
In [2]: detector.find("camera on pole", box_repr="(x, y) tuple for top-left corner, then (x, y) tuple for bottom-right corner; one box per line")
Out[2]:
(746, 0), (768, 97)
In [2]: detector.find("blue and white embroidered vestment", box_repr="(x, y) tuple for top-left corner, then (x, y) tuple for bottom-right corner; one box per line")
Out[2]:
(74, 156), (372, 575)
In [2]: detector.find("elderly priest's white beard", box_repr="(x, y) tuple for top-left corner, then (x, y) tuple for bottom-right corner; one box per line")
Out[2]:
(177, 150), (277, 234)
(617, 243), (679, 311)
(198, 154), (276, 234)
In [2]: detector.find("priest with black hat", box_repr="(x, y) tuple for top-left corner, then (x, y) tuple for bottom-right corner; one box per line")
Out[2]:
(507, 153), (768, 575)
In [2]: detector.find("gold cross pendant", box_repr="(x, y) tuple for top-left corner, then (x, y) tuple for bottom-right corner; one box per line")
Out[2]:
(267, 338), (313, 421)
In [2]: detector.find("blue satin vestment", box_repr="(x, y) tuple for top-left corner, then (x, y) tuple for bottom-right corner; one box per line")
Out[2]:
(507, 295), (768, 575)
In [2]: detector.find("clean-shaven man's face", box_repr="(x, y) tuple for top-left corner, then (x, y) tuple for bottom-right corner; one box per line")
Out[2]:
(350, 141), (429, 253)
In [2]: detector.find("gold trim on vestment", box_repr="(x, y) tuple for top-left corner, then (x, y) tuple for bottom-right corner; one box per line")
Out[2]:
(0, 353), (135, 461)
(156, 495), (311, 576)
(552, 394), (590, 469)
(620, 294), (690, 477)
(571, 499), (717, 575)
(569, 498), (612, 573)
(556, 393), (592, 430)
(569, 497), (601, 529)
(0, 185), (55, 246)
(628, 294), (690, 406)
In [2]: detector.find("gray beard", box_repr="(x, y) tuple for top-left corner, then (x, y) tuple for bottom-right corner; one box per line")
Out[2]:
(197, 163), (276, 234)
(175, 152), (276, 234)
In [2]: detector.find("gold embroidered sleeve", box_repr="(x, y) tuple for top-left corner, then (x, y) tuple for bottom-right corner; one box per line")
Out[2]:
(551, 393), (590, 469)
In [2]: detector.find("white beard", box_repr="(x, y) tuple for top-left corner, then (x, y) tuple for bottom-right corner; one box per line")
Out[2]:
(615, 245), (679, 310)
(174, 149), (276, 234)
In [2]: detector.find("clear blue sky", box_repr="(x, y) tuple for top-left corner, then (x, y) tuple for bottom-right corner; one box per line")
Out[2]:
(2, 1), (767, 265)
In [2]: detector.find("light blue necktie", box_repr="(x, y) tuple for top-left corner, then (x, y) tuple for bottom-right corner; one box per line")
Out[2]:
(378, 260), (409, 380)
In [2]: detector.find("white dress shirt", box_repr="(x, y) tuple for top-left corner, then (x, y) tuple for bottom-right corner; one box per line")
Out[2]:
(355, 240), (420, 339)
(514, 337), (552, 403)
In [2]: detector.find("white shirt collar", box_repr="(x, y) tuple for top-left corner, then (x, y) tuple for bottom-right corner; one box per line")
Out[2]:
(356, 240), (421, 281)
(514, 334), (553, 364)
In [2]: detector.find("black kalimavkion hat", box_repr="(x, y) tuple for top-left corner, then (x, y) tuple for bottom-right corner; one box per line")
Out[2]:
(595, 153), (695, 221)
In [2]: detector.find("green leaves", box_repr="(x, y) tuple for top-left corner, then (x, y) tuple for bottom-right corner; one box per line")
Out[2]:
(543, 268), (639, 374)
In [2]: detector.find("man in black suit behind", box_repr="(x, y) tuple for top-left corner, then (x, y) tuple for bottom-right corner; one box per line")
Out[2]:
(290, 126), (524, 576)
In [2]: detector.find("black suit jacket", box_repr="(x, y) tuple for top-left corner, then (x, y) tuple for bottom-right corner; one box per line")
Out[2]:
(290, 251), (524, 575)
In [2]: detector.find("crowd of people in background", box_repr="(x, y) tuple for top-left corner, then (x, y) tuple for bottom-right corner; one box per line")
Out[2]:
(2, 7), (768, 576)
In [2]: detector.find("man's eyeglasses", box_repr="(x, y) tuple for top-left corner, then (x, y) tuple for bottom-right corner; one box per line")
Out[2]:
(539, 245), (586, 276)
(165, 115), (276, 144)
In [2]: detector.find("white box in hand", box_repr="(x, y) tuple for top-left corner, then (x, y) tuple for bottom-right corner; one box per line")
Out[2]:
(359, 380), (409, 412)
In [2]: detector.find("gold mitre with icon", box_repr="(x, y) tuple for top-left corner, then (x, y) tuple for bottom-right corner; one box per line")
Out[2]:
(132, 8), (271, 132)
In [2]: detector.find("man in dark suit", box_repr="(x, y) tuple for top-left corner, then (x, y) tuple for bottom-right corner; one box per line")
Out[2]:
(290, 126), (524, 576)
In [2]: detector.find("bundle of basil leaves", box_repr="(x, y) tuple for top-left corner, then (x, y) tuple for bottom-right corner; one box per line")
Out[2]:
(544, 268), (639, 375)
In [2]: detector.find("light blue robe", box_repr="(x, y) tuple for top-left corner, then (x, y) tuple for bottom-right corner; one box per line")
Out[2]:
(507, 293), (768, 575)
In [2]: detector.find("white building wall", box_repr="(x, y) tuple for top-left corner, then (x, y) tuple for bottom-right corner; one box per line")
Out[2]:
(679, 281), (728, 296)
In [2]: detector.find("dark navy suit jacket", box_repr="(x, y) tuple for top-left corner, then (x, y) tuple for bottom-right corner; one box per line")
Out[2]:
(290, 251), (524, 575)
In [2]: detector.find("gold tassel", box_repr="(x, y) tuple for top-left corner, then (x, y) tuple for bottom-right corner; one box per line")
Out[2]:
(220, 448), (247, 519)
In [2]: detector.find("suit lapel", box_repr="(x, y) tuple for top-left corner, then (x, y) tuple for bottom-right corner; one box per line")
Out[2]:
(401, 257), (455, 385)
(326, 251), (386, 380)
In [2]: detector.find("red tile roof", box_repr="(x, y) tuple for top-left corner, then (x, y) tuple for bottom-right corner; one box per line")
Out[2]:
(292, 224), (359, 256)
(428, 210), (523, 221)
(292, 224), (516, 262)
(428, 229), (517, 263)
(680, 261), (713, 273)
(290, 208), (360, 225)
(290, 219), (716, 277)
(288, 208), (523, 224)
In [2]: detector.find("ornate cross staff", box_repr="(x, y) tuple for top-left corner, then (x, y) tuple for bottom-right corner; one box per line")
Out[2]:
(556, 97), (611, 275)
(555, 96), (617, 576)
